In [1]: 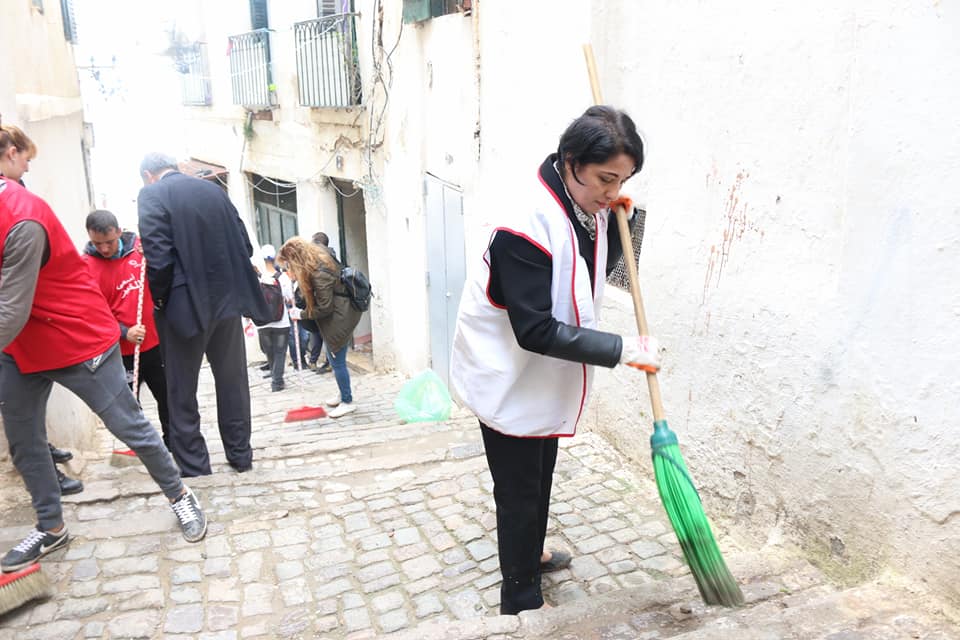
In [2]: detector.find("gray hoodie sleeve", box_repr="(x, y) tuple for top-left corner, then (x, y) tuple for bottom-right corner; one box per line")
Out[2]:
(0, 220), (47, 351)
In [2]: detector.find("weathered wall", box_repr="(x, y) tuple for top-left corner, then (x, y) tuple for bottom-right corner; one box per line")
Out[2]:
(582, 0), (960, 608)
(0, 1), (97, 457)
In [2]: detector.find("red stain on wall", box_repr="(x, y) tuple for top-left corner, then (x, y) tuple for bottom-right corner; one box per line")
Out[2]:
(702, 171), (763, 304)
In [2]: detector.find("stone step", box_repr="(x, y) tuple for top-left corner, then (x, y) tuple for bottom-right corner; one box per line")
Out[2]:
(659, 580), (958, 640)
(386, 550), (831, 640)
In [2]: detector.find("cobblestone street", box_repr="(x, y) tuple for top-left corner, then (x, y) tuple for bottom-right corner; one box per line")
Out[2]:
(0, 361), (702, 639)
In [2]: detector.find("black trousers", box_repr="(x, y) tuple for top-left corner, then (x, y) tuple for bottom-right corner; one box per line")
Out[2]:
(122, 345), (170, 450)
(157, 314), (253, 477)
(480, 422), (558, 615)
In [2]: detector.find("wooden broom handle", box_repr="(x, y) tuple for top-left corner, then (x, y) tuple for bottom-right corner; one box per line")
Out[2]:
(583, 44), (666, 422)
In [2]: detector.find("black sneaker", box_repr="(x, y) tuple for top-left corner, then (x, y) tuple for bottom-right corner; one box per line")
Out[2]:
(1, 526), (70, 572)
(171, 487), (207, 542)
(57, 469), (84, 495)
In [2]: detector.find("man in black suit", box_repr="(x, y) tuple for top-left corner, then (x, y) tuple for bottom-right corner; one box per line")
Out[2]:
(137, 153), (269, 477)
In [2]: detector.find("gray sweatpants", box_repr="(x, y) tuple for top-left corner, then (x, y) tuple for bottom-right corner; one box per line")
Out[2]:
(0, 344), (183, 531)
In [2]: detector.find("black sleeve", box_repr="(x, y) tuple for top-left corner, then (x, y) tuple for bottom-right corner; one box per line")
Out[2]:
(137, 188), (175, 307)
(488, 232), (622, 368)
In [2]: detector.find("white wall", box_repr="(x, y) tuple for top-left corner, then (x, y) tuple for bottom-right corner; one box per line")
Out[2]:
(0, 2), (98, 456)
(579, 0), (960, 607)
(367, 1), (480, 373)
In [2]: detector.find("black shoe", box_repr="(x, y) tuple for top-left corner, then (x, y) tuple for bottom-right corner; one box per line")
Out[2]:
(48, 443), (73, 464)
(57, 469), (84, 495)
(259, 363), (270, 371)
(1, 526), (70, 572)
(171, 487), (207, 542)
(540, 549), (572, 573)
(229, 461), (253, 473)
(271, 383), (285, 392)
(316, 363), (331, 375)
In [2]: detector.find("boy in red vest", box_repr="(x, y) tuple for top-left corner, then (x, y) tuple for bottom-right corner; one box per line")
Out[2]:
(0, 177), (207, 573)
(82, 209), (170, 451)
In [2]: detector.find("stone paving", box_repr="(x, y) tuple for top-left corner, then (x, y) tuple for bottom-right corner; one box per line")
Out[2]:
(0, 360), (699, 639)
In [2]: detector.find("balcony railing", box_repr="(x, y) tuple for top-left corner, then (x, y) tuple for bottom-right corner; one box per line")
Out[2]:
(229, 28), (274, 108)
(178, 43), (212, 106)
(294, 14), (361, 108)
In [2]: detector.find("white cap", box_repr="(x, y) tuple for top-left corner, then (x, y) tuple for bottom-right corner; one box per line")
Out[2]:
(261, 244), (276, 260)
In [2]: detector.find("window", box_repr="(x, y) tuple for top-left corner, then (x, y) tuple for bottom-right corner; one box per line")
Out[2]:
(317, 0), (341, 17)
(402, 0), (463, 24)
(249, 0), (269, 30)
(60, 0), (78, 43)
(251, 173), (298, 248)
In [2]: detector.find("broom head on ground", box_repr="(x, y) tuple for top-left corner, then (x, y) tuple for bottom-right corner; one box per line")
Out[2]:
(109, 448), (140, 468)
(652, 420), (744, 606)
(0, 563), (52, 615)
(284, 405), (327, 422)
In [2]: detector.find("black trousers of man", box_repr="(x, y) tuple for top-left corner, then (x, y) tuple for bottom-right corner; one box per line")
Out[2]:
(157, 314), (253, 477)
(122, 345), (171, 451)
(480, 422), (558, 615)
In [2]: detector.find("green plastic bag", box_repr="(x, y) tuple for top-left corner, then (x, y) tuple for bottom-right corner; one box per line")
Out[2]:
(395, 369), (453, 423)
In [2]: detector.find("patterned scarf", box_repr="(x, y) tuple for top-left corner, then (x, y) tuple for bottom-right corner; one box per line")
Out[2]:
(553, 161), (597, 240)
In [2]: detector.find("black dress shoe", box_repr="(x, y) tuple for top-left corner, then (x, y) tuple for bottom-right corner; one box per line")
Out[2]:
(259, 363), (270, 371)
(49, 443), (73, 464)
(57, 469), (84, 495)
(229, 462), (252, 473)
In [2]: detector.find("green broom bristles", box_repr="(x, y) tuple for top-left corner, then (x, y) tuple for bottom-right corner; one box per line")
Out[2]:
(651, 419), (744, 607)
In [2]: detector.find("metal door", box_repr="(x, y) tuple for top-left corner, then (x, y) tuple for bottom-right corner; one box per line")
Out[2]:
(425, 174), (466, 389)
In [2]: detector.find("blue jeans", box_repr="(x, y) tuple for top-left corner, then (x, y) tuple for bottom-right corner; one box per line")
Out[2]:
(327, 345), (352, 404)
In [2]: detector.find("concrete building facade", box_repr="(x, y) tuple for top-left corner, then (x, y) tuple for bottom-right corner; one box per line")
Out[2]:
(0, 0), (97, 457)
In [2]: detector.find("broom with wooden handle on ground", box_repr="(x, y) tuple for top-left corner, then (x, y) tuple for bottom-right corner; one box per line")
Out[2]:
(583, 44), (744, 607)
(110, 245), (147, 467)
(0, 563), (52, 615)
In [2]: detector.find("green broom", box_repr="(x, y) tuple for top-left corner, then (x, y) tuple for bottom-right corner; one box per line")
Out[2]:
(584, 45), (744, 607)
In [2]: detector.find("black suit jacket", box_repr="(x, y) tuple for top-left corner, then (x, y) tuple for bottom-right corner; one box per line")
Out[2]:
(137, 171), (269, 338)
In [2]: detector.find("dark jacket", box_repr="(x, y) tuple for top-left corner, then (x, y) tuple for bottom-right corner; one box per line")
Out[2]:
(307, 257), (362, 352)
(137, 171), (269, 338)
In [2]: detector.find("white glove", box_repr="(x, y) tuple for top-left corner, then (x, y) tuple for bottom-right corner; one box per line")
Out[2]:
(288, 307), (302, 321)
(619, 335), (660, 372)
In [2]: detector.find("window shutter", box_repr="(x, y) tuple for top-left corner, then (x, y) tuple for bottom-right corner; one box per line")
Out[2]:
(250, 0), (269, 30)
(60, 0), (78, 43)
(402, 0), (430, 24)
(317, 0), (339, 17)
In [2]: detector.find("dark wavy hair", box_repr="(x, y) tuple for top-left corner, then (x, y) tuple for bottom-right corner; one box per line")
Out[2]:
(557, 106), (644, 185)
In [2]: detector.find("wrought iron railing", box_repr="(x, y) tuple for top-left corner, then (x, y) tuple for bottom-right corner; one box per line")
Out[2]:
(294, 14), (361, 108)
(178, 43), (212, 106)
(229, 28), (274, 108)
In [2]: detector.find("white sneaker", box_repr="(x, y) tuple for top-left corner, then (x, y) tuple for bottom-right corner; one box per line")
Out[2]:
(327, 403), (356, 418)
(325, 393), (341, 407)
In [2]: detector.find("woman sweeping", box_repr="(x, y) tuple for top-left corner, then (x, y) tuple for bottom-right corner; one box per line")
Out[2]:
(450, 105), (660, 615)
(277, 237), (362, 418)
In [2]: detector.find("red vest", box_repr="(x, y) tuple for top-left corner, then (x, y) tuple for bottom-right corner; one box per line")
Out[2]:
(83, 237), (160, 356)
(0, 180), (120, 373)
